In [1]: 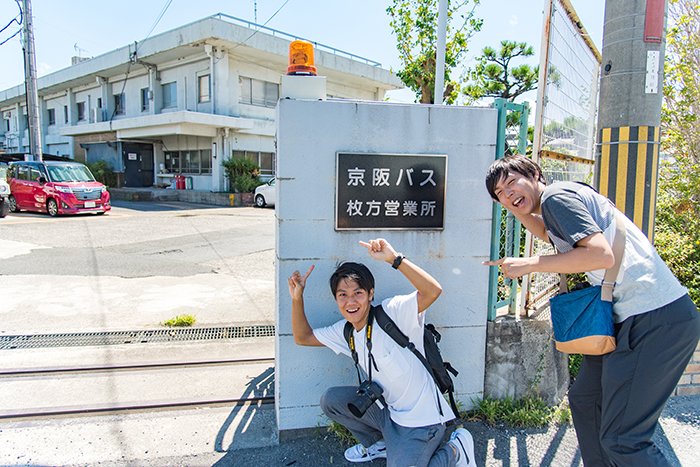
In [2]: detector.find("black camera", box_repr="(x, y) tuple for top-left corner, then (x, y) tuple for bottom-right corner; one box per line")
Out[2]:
(347, 380), (384, 418)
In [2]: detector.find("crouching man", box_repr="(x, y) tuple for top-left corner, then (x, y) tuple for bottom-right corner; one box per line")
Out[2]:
(288, 238), (475, 466)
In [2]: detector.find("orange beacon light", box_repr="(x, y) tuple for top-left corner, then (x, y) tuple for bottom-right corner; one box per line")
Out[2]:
(287, 40), (317, 75)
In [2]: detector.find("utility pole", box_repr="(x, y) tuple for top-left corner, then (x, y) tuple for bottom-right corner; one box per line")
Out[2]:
(433, 0), (448, 105)
(595, 0), (667, 239)
(21, 0), (42, 161)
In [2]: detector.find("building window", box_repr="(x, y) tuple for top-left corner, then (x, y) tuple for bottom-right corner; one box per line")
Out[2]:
(77, 102), (86, 121)
(47, 108), (55, 126)
(141, 88), (150, 111)
(164, 149), (212, 174)
(198, 75), (210, 103)
(239, 77), (279, 108)
(64, 105), (68, 123)
(162, 82), (177, 109)
(232, 150), (275, 176)
(114, 93), (125, 115)
(97, 97), (102, 108)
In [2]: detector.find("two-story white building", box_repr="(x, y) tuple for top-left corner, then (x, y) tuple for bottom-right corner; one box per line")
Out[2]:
(0, 14), (402, 191)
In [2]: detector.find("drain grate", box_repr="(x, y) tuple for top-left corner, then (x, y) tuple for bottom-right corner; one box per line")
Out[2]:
(0, 325), (276, 350)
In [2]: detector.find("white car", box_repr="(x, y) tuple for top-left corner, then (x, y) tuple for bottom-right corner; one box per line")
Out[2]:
(254, 178), (276, 208)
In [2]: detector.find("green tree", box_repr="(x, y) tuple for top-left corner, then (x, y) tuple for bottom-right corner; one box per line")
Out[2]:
(387, 0), (482, 104)
(656, 0), (700, 303)
(462, 40), (539, 136)
(462, 40), (539, 103)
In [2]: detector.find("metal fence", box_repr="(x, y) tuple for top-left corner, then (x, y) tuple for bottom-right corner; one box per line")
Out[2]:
(486, 99), (530, 321)
(533, 0), (601, 163)
(518, 0), (601, 318)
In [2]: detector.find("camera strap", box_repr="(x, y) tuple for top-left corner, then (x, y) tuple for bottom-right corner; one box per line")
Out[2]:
(344, 307), (379, 386)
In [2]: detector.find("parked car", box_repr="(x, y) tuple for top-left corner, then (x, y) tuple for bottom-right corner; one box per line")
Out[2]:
(254, 178), (276, 208)
(0, 163), (9, 218)
(7, 160), (111, 216)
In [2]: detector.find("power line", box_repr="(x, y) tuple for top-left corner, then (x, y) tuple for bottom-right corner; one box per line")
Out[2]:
(0, 0), (22, 47)
(142, 0), (173, 46)
(0, 28), (20, 46)
(110, 0), (174, 123)
(229, 0), (293, 52)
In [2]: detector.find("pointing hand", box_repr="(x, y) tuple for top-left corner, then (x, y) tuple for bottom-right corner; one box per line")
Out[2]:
(288, 265), (315, 299)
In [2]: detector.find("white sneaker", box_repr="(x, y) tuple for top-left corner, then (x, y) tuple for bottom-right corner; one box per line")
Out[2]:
(449, 427), (476, 466)
(344, 439), (387, 463)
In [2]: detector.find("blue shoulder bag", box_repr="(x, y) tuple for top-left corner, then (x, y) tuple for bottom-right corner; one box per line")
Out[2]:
(549, 210), (626, 356)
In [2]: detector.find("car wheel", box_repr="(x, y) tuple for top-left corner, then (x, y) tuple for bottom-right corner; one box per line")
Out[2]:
(255, 194), (266, 208)
(0, 200), (8, 218)
(47, 199), (59, 217)
(8, 195), (17, 213)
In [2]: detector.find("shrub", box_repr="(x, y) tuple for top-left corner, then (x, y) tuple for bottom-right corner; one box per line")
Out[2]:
(86, 160), (117, 187)
(222, 158), (263, 193)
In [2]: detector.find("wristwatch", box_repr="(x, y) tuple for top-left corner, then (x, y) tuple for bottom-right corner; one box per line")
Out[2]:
(391, 253), (405, 269)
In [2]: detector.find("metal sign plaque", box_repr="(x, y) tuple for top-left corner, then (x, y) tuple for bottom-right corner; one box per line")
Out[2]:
(336, 152), (447, 230)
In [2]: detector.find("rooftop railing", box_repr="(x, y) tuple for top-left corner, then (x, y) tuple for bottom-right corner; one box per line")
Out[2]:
(212, 13), (382, 68)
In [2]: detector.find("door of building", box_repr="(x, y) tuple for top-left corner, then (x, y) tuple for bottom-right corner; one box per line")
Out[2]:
(122, 143), (154, 187)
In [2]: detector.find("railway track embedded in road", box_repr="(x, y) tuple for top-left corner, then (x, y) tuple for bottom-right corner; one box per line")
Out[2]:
(0, 357), (275, 420)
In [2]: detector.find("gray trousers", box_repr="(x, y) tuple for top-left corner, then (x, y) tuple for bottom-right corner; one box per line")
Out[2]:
(569, 294), (700, 466)
(320, 386), (457, 467)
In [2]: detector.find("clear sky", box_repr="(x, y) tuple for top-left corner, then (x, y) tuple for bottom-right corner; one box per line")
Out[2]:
(0, 0), (604, 100)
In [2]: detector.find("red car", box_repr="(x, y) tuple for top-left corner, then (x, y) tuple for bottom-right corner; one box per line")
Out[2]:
(7, 160), (111, 216)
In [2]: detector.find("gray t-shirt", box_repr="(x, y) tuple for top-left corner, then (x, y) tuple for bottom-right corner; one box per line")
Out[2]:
(541, 181), (687, 323)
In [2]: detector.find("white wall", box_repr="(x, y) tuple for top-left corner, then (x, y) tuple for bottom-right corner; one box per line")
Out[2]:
(275, 99), (498, 431)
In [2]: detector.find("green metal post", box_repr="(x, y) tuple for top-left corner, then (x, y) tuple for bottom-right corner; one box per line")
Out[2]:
(487, 99), (508, 320)
(487, 99), (530, 320)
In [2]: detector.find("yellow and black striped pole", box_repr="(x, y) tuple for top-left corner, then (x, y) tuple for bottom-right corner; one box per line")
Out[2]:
(594, 0), (667, 241)
(596, 125), (660, 240)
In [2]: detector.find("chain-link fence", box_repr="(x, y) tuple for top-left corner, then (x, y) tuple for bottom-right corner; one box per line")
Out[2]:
(521, 0), (601, 318)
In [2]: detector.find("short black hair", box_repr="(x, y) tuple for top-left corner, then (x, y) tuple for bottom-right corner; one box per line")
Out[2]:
(485, 154), (545, 201)
(329, 262), (375, 297)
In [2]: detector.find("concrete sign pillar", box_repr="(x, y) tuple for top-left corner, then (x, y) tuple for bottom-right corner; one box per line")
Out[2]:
(275, 99), (498, 432)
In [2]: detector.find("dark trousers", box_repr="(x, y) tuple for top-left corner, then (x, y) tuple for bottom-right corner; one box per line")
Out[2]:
(569, 294), (700, 466)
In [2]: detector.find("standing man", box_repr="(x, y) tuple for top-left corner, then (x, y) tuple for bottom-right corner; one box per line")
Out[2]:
(484, 154), (700, 466)
(288, 238), (475, 466)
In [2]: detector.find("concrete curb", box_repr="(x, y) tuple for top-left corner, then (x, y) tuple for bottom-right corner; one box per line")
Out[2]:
(108, 187), (255, 207)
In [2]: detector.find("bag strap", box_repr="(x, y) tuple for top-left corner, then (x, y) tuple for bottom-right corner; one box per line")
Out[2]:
(558, 209), (627, 302)
(373, 305), (447, 416)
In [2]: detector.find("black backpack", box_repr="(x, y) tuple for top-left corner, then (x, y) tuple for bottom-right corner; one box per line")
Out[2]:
(343, 305), (460, 417)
